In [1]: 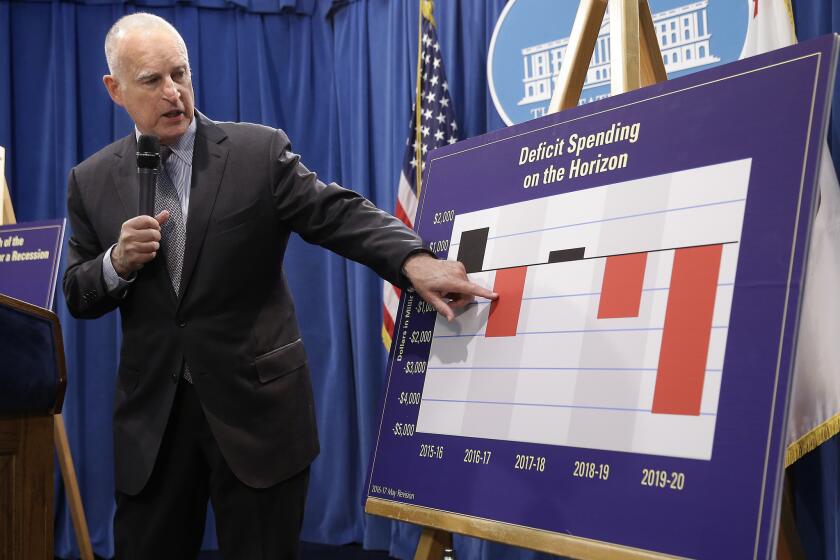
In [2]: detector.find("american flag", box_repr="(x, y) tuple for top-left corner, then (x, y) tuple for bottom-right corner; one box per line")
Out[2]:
(382, 2), (459, 349)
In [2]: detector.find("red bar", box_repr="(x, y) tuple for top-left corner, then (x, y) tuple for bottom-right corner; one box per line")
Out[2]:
(598, 253), (648, 318)
(652, 245), (723, 415)
(486, 267), (528, 337)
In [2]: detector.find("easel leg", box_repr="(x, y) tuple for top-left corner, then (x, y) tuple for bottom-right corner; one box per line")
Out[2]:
(414, 527), (453, 560)
(608, 0), (641, 94)
(638, 0), (667, 87)
(547, 0), (608, 113)
(54, 414), (94, 560)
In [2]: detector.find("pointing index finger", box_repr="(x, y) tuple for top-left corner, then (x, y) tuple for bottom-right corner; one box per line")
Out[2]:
(453, 278), (497, 301)
(470, 284), (498, 301)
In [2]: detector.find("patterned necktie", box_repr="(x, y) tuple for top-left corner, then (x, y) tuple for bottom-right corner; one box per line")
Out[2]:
(155, 147), (186, 295)
(155, 147), (192, 383)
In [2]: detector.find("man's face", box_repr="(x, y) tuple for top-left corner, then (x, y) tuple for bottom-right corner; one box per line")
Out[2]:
(103, 28), (195, 145)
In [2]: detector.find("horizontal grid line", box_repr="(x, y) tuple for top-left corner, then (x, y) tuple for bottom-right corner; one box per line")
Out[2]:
(421, 397), (717, 416)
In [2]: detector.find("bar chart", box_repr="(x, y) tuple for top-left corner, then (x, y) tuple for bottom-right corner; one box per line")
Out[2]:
(416, 159), (751, 460)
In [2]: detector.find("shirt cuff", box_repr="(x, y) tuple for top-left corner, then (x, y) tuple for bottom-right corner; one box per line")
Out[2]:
(102, 245), (136, 296)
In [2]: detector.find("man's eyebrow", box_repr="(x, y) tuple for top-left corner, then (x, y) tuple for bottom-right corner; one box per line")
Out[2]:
(135, 70), (158, 82)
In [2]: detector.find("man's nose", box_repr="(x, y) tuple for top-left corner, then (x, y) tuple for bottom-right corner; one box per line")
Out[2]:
(162, 78), (180, 102)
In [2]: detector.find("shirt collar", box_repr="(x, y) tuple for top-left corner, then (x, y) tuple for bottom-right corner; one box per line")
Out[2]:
(134, 116), (197, 166)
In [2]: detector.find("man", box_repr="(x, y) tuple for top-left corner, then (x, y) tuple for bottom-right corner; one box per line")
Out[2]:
(63, 13), (494, 559)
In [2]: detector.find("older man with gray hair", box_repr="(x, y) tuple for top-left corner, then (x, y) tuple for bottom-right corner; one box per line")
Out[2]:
(64, 12), (494, 559)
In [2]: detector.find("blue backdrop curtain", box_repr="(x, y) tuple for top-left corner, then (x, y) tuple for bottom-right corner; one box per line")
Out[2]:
(0, 0), (838, 558)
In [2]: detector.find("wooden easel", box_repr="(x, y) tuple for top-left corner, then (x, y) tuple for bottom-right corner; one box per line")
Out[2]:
(412, 1), (803, 558)
(0, 147), (94, 560)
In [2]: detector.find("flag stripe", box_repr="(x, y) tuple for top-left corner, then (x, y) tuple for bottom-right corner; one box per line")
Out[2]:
(394, 199), (412, 229)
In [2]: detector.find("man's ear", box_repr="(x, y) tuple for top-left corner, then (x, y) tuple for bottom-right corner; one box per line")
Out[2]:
(103, 74), (124, 107)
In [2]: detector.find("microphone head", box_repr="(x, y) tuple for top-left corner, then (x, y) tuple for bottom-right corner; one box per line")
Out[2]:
(137, 135), (161, 170)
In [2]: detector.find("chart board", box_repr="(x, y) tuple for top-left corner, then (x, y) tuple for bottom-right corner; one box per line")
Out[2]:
(366, 37), (838, 559)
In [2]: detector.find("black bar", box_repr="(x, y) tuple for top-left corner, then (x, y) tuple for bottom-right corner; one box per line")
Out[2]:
(457, 227), (490, 273)
(548, 247), (586, 263)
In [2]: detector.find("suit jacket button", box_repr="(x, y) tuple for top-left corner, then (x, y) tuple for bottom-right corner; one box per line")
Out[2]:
(171, 371), (178, 381)
(178, 321), (186, 328)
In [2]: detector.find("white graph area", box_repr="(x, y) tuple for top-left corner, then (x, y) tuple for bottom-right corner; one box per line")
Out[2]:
(415, 159), (752, 460)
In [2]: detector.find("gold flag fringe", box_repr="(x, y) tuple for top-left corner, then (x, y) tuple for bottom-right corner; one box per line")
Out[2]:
(785, 411), (840, 467)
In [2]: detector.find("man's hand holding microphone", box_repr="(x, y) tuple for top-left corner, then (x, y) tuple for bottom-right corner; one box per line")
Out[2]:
(111, 134), (169, 278)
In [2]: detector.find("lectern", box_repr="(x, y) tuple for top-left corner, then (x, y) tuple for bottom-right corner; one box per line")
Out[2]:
(0, 293), (67, 559)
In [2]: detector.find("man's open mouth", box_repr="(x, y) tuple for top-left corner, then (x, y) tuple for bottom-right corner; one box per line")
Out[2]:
(163, 110), (183, 118)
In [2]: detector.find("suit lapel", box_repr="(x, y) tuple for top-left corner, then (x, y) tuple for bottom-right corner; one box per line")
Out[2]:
(178, 113), (229, 307)
(112, 135), (138, 221)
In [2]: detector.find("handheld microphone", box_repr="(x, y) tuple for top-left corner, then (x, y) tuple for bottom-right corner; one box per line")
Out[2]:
(137, 135), (160, 216)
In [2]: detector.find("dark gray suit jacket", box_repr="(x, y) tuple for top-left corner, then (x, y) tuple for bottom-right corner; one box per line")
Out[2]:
(63, 111), (423, 494)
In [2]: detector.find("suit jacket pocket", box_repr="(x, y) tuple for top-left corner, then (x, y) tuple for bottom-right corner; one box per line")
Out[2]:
(254, 339), (307, 384)
(211, 201), (261, 236)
